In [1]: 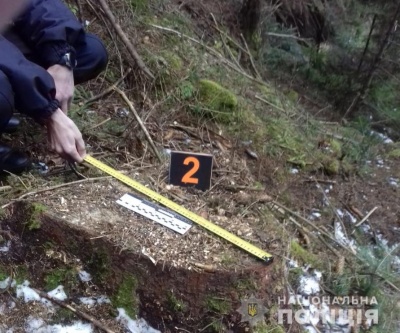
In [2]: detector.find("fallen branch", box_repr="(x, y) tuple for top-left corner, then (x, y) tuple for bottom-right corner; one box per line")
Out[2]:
(351, 206), (378, 234)
(33, 288), (116, 333)
(225, 185), (264, 192)
(88, 117), (112, 130)
(113, 87), (162, 163)
(210, 13), (242, 69)
(255, 94), (286, 113)
(191, 262), (217, 272)
(209, 13), (248, 54)
(150, 24), (268, 87)
(83, 69), (132, 105)
(1, 176), (111, 209)
(240, 33), (262, 80)
(97, 0), (154, 79)
(0, 186), (12, 191)
(265, 32), (311, 42)
(304, 178), (336, 185)
(270, 200), (353, 255)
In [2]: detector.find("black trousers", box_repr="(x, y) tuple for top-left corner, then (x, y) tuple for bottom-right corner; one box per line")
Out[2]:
(0, 33), (108, 130)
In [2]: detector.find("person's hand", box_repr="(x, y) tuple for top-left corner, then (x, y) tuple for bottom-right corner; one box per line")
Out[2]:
(47, 64), (74, 114)
(45, 108), (86, 163)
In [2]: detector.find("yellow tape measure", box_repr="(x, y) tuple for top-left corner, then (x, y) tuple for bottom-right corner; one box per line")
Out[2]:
(84, 155), (273, 263)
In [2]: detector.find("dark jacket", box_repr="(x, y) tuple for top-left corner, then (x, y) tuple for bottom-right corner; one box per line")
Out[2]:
(0, 0), (84, 121)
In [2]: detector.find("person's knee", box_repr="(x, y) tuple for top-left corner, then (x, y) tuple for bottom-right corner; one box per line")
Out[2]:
(83, 34), (108, 76)
(0, 71), (14, 130)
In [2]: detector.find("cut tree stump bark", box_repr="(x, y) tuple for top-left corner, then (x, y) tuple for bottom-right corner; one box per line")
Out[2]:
(4, 202), (284, 332)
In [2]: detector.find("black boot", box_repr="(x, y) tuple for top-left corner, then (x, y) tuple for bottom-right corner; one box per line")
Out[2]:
(0, 145), (30, 174)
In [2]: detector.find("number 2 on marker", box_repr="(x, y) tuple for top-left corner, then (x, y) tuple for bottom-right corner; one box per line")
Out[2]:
(182, 157), (199, 184)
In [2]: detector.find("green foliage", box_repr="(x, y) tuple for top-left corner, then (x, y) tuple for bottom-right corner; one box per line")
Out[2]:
(167, 291), (187, 312)
(179, 81), (195, 100)
(14, 266), (29, 285)
(233, 278), (257, 295)
(50, 308), (77, 324)
(290, 241), (322, 268)
(253, 322), (285, 333)
(87, 250), (112, 283)
(368, 80), (400, 131)
(288, 267), (303, 291)
(330, 274), (352, 296)
(0, 265), (8, 281)
(321, 156), (340, 175)
(197, 79), (238, 123)
(205, 297), (231, 315)
(44, 268), (76, 291)
(112, 275), (139, 318)
(205, 319), (225, 333)
(159, 50), (184, 71)
(25, 203), (46, 231)
(129, 0), (148, 14)
(388, 148), (400, 158)
(325, 244), (400, 333)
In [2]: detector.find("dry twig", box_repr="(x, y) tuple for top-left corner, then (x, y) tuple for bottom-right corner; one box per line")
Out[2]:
(33, 288), (116, 333)
(83, 69), (132, 105)
(96, 0), (154, 79)
(113, 87), (162, 162)
(240, 33), (262, 79)
(150, 24), (268, 87)
(351, 206), (378, 234)
(255, 94), (286, 113)
(1, 176), (111, 209)
(88, 117), (112, 130)
(210, 13), (242, 69)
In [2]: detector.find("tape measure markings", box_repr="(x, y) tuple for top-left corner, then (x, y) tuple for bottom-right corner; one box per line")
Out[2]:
(84, 155), (273, 263)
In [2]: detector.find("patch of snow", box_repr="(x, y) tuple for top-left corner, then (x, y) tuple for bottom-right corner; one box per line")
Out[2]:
(25, 317), (93, 333)
(79, 296), (111, 307)
(376, 158), (384, 168)
(337, 209), (357, 224)
(389, 177), (399, 188)
(25, 317), (46, 333)
(0, 303), (6, 315)
(290, 168), (299, 174)
(117, 308), (161, 333)
(16, 281), (41, 303)
(336, 209), (344, 218)
(79, 297), (96, 307)
(47, 286), (67, 301)
(298, 274), (321, 296)
(370, 130), (394, 144)
(0, 241), (11, 253)
(376, 234), (389, 247)
(334, 222), (356, 249)
(16, 281), (68, 307)
(0, 277), (11, 289)
(308, 304), (320, 326)
(392, 256), (400, 272)
(361, 224), (371, 233)
(312, 270), (322, 280)
(78, 270), (92, 282)
(308, 210), (321, 220)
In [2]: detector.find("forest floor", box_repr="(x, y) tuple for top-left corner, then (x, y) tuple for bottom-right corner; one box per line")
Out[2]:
(0, 0), (399, 332)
